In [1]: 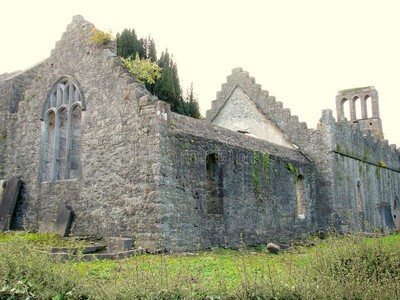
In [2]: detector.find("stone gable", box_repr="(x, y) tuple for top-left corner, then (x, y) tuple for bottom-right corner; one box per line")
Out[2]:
(1, 16), (399, 251)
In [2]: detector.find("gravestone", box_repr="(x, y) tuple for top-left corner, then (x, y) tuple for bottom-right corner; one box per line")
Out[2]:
(379, 203), (395, 233)
(39, 205), (73, 236)
(108, 237), (133, 253)
(0, 178), (21, 232)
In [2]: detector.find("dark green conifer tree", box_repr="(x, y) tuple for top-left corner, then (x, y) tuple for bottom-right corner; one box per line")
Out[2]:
(117, 29), (201, 119)
(117, 29), (135, 58)
(186, 83), (201, 119)
(117, 29), (144, 58)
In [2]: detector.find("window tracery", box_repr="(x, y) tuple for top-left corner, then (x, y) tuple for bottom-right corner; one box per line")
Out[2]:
(41, 77), (85, 181)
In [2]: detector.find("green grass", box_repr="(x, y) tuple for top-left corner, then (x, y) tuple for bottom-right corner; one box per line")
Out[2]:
(1, 232), (400, 299)
(339, 86), (371, 94)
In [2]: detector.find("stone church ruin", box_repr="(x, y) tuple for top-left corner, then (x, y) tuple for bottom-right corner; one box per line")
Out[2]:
(1, 16), (399, 251)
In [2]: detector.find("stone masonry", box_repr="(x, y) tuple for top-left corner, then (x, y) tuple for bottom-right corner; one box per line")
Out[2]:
(0, 16), (399, 251)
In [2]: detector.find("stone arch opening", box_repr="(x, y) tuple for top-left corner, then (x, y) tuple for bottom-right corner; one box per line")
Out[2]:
(206, 153), (224, 215)
(296, 175), (306, 218)
(365, 95), (372, 118)
(41, 77), (84, 182)
(340, 98), (350, 120)
(352, 96), (360, 120)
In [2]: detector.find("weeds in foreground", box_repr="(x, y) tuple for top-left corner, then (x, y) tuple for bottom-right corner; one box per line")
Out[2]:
(0, 233), (399, 299)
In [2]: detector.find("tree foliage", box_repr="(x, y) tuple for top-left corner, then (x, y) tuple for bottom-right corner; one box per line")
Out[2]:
(121, 54), (162, 84)
(116, 28), (201, 119)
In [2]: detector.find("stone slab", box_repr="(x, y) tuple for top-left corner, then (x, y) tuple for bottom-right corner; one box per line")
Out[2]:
(38, 214), (55, 234)
(108, 237), (133, 253)
(0, 178), (21, 232)
(39, 205), (73, 236)
(379, 204), (395, 232)
(54, 206), (73, 236)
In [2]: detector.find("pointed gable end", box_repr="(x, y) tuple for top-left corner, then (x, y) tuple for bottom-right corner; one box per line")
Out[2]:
(206, 68), (294, 149)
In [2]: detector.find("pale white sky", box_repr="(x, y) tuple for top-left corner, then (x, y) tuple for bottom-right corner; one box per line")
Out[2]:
(1, 0), (400, 145)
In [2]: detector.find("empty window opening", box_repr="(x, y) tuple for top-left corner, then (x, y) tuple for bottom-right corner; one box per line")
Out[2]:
(206, 153), (224, 215)
(296, 175), (306, 218)
(41, 78), (84, 182)
(357, 181), (362, 212)
(353, 96), (360, 120)
(365, 95), (372, 118)
(341, 98), (350, 120)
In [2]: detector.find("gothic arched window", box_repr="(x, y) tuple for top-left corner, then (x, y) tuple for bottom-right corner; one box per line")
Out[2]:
(41, 77), (85, 182)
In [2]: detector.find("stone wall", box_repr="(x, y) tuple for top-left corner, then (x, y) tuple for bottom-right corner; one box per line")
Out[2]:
(2, 16), (399, 251)
(157, 112), (315, 250)
(0, 16), (164, 249)
(326, 116), (400, 231)
(206, 68), (336, 229)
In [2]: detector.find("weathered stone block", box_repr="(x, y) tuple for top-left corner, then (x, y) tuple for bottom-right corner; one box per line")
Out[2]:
(0, 178), (21, 232)
(108, 237), (133, 253)
(39, 205), (73, 236)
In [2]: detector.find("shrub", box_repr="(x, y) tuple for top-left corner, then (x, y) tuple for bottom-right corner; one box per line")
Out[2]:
(89, 26), (113, 45)
(121, 53), (162, 84)
(0, 236), (86, 299)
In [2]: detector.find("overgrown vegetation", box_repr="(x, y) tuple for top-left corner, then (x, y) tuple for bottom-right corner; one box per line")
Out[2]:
(89, 26), (113, 45)
(121, 54), (162, 84)
(339, 86), (371, 94)
(116, 28), (201, 119)
(1, 232), (400, 299)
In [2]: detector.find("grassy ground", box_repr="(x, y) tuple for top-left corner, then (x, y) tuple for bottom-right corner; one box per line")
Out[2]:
(0, 232), (400, 299)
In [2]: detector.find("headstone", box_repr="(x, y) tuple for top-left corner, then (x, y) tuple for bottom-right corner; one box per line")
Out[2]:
(108, 237), (133, 253)
(39, 214), (55, 234)
(0, 178), (21, 232)
(379, 203), (395, 233)
(38, 205), (73, 236)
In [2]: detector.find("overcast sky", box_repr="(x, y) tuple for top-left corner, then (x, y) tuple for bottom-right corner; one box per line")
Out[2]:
(1, 0), (400, 145)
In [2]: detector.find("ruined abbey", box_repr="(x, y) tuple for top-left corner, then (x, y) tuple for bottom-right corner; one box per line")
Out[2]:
(1, 16), (399, 251)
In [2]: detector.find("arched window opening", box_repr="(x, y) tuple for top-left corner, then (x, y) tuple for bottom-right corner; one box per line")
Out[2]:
(357, 181), (362, 212)
(353, 96), (360, 120)
(296, 175), (306, 219)
(394, 196), (400, 230)
(206, 153), (223, 215)
(341, 98), (350, 120)
(41, 78), (84, 182)
(365, 95), (372, 118)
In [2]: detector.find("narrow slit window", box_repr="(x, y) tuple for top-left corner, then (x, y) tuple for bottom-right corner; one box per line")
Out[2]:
(296, 175), (306, 219)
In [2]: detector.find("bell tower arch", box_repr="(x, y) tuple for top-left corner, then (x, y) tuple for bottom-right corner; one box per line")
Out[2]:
(336, 86), (383, 138)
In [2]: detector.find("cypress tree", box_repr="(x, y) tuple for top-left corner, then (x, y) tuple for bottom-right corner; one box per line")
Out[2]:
(186, 83), (201, 119)
(148, 38), (157, 62)
(117, 28), (144, 58)
(117, 29), (201, 119)
(117, 29), (134, 58)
